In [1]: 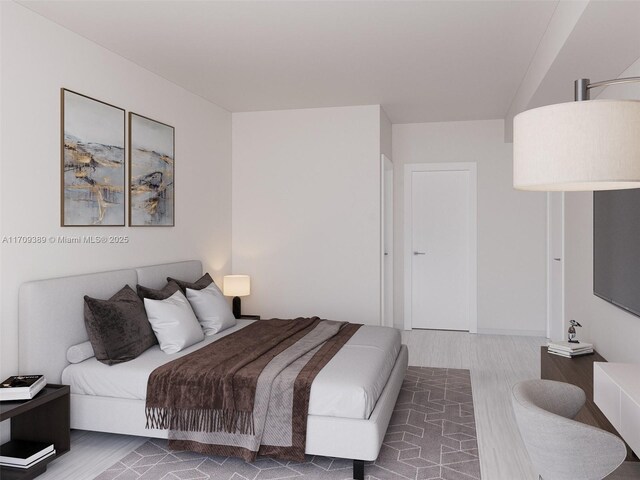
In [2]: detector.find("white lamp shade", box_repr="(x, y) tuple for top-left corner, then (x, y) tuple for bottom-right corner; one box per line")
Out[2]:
(514, 100), (640, 191)
(223, 275), (250, 297)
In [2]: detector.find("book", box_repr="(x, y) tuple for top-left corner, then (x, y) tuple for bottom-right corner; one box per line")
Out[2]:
(0, 440), (54, 467)
(548, 341), (593, 353)
(548, 347), (593, 356)
(0, 449), (55, 469)
(548, 348), (593, 358)
(548, 343), (593, 352)
(0, 375), (46, 401)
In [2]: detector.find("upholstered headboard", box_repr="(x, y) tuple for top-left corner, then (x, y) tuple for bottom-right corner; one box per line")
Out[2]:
(18, 260), (202, 383)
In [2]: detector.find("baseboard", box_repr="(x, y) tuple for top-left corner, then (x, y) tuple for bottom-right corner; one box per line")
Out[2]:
(476, 328), (546, 337)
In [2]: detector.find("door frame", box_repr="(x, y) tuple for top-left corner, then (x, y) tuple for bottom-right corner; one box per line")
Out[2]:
(546, 192), (565, 340)
(380, 154), (394, 328)
(403, 162), (477, 333)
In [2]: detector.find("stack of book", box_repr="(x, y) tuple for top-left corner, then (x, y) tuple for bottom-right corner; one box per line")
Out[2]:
(547, 341), (594, 358)
(0, 440), (55, 470)
(0, 375), (46, 401)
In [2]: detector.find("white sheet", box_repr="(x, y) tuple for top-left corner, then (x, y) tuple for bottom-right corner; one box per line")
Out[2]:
(62, 320), (400, 420)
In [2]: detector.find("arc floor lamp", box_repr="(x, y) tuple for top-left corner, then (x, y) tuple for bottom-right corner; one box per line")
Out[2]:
(513, 77), (640, 192)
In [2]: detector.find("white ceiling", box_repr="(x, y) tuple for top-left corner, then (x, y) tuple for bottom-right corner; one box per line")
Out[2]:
(528, 0), (640, 108)
(20, 1), (560, 123)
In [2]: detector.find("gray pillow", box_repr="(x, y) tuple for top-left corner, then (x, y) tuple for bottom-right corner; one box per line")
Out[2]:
(137, 280), (181, 301)
(167, 273), (217, 293)
(186, 283), (236, 335)
(84, 285), (157, 365)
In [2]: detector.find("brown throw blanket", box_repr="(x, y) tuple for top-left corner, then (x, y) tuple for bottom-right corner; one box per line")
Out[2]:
(146, 317), (361, 461)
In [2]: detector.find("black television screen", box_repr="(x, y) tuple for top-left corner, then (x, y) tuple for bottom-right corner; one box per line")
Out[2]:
(593, 189), (640, 317)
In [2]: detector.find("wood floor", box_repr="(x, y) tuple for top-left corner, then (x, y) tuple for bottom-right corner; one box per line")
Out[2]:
(35, 330), (636, 480)
(402, 329), (546, 480)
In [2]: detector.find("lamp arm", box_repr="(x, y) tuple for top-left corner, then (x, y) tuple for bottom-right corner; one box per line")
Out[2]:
(575, 77), (640, 101)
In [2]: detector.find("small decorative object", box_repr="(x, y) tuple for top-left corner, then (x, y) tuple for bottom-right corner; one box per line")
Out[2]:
(223, 275), (251, 319)
(568, 319), (582, 343)
(129, 113), (175, 226)
(61, 89), (125, 226)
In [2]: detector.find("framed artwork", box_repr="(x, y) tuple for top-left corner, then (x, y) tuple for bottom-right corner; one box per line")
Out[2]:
(61, 89), (126, 226)
(128, 113), (175, 226)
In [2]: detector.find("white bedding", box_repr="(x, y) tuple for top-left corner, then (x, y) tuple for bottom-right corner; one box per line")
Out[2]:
(62, 320), (401, 420)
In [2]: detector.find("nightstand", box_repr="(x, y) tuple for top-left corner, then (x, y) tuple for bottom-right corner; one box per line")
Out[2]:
(240, 314), (261, 320)
(0, 384), (70, 480)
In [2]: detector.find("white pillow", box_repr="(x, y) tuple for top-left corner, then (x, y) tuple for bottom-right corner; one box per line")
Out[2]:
(186, 283), (237, 335)
(66, 341), (95, 364)
(143, 291), (204, 354)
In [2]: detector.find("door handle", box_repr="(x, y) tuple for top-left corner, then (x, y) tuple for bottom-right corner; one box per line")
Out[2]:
(553, 258), (561, 261)
(414, 251), (426, 255)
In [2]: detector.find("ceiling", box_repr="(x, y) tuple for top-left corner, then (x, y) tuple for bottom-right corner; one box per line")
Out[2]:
(528, 0), (640, 108)
(20, 1), (560, 123)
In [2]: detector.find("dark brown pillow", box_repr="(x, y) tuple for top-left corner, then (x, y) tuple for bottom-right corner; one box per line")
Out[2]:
(137, 280), (181, 300)
(84, 285), (157, 365)
(167, 273), (215, 293)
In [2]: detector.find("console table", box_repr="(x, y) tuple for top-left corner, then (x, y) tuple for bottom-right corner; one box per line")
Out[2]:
(540, 347), (636, 461)
(594, 363), (640, 458)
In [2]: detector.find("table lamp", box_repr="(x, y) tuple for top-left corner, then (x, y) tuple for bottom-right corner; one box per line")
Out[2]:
(223, 275), (250, 319)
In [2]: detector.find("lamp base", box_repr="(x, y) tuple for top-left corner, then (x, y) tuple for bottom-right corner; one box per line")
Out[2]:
(232, 296), (241, 319)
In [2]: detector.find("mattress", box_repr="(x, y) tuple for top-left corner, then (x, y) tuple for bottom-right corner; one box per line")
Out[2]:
(62, 320), (401, 420)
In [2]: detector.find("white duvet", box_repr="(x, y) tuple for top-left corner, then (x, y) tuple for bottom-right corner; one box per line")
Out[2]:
(62, 320), (401, 420)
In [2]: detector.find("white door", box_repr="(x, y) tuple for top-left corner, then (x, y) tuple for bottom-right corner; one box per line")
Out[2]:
(547, 192), (565, 341)
(381, 155), (394, 327)
(405, 164), (476, 331)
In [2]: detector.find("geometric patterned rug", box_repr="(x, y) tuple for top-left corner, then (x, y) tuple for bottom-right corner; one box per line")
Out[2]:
(95, 366), (480, 480)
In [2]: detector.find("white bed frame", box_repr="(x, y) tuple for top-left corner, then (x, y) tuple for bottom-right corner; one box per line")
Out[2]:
(19, 260), (408, 479)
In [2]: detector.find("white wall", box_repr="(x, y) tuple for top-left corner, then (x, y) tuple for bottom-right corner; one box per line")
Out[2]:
(380, 108), (392, 161)
(232, 105), (383, 324)
(0, 2), (232, 379)
(562, 57), (640, 364)
(392, 120), (548, 335)
(564, 193), (640, 363)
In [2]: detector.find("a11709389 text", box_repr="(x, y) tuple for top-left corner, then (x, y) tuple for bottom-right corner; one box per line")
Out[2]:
(1, 235), (130, 244)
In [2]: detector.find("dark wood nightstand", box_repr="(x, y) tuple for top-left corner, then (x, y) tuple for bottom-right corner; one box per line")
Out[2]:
(240, 314), (261, 320)
(0, 384), (70, 479)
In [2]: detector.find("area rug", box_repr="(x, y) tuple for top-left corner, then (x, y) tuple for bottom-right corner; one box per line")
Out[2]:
(95, 366), (481, 480)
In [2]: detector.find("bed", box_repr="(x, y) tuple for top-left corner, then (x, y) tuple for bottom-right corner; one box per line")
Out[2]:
(18, 260), (408, 479)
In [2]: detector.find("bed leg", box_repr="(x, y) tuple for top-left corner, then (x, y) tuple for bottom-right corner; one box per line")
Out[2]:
(353, 459), (364, 480)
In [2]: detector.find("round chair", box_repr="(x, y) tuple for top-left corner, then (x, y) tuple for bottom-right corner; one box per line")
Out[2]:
(511, 379), (626, 480)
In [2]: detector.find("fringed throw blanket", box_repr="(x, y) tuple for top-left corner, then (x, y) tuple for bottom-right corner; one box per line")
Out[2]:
(146, 317), (361, 462)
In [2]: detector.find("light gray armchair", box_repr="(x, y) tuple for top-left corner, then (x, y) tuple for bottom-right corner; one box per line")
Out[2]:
(511, 379), (626, 480)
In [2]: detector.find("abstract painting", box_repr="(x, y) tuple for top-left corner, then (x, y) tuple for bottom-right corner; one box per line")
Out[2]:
(129, 113), (174, 226)
(61, 89), (125, 226)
